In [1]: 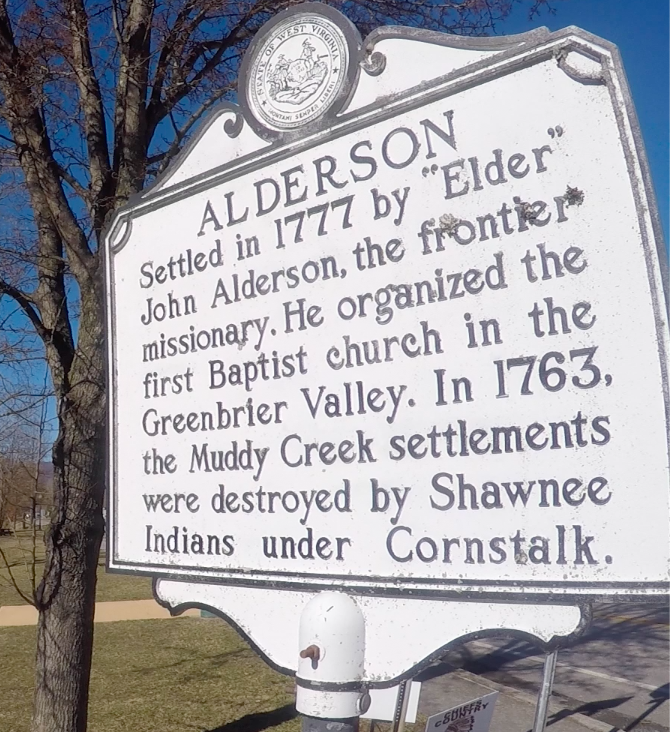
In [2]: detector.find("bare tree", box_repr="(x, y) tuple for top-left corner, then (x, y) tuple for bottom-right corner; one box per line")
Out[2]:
(0, 430), (52, 531)
(0, 320), (53, 535)
(0, 379), (53, 604)
(0, 1), (558, 730)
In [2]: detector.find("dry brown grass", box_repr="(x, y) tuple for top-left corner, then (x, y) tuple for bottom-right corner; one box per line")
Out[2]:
(0, 617), (301, 732)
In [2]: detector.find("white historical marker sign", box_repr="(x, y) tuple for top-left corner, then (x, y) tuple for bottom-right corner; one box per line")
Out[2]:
(105, 1), (669, 616)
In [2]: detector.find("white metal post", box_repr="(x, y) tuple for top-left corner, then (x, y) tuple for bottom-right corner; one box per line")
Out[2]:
(391, 679), (411, 732)
(296, 592), (370, 732)
(532, 651), (558, 732)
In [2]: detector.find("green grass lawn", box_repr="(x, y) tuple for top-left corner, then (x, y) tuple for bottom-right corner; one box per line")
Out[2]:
(0, 617), (301, 732)
(0, 531), (153, 607)
(0, 616), (408, 732)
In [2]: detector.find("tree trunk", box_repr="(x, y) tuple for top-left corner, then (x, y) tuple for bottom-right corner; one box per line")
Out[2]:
(31, 302), (106, 732)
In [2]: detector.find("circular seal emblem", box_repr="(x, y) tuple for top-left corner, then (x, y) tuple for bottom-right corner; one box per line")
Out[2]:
(245, 12), (350, 131)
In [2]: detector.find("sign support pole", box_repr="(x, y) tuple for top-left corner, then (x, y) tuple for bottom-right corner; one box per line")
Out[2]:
(532, 651), (558, 732)
(391, 680), (411, 732)
(296, 593), (370, 732)
(302, 714), (359, 732)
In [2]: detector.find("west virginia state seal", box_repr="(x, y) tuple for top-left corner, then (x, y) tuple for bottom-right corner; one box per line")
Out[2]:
(244, 10), (352, 131)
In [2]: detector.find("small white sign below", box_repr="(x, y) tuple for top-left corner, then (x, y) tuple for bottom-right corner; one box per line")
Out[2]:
(362, 682), (421, 722)
(425, 691), (498, 732)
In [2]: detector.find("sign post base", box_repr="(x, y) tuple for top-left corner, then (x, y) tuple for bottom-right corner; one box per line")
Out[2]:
(302, 716), (359, 732)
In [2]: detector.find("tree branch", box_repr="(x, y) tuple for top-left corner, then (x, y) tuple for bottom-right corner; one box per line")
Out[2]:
(64, 0), (112, 228)
(148, 0), (204, 118)
(0, 280), (48, 342)
(112, 0), (155, 202)
(0, 543), (36, 606)
(111, 0), (124, 45)
(0, 5), (97, 289)
(147, 1), (274, 134)
(54, 162), (90, 204)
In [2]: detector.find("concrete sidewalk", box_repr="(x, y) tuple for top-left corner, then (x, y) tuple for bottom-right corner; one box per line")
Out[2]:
(0, 599), (618, 732)
(0, 599), (199, 626)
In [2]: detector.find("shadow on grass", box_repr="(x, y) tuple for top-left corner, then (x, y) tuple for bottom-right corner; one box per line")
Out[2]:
(206, 703), (297, 732)
(132, 647), (249, 676)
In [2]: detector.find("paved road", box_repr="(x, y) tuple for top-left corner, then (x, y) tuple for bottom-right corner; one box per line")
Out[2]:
(428, 601), (669, 732)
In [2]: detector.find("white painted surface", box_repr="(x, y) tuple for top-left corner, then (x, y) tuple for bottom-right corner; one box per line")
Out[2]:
(152, 108), (267, 191)
(106, 12), (669, 604)
(425, 691), (498, 732)
(350, 38), (502, 113)
(296, 591), (366, 717)
(155, 580), (582, 681)
(362, 682), (421, 723)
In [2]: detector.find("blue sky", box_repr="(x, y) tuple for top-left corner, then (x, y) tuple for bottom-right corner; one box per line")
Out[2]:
(505, 0), (669, 249)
